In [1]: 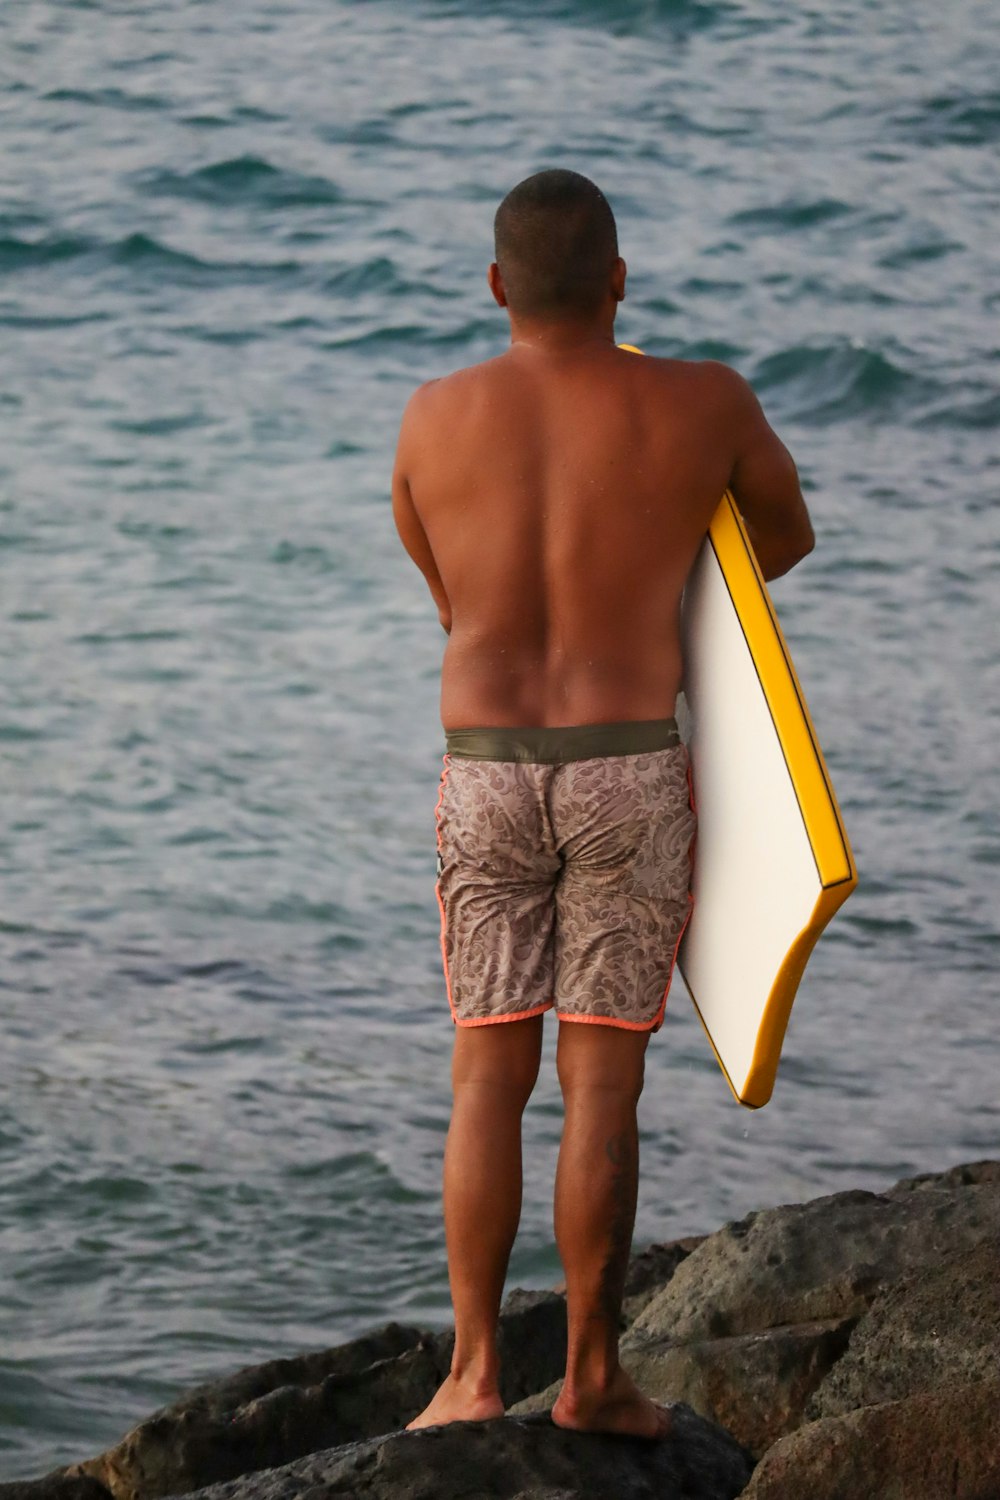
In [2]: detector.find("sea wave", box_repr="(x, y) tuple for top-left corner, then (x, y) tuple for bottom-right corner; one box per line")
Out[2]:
(891, 89), (1000, 147)
(135, 154), (346, 209)
(750, 340), (942, 425)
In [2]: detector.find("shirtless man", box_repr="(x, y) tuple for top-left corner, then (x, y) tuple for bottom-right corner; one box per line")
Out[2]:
(391, 169), (813, 1440)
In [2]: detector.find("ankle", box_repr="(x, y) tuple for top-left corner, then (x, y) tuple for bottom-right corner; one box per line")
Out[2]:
(566, 1332), (620, 1386)
(563, 1346), (622, 1398)
(450, 1346), (501, 1392)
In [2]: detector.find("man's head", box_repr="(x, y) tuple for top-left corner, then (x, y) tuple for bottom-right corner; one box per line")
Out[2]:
(490, 169), (624, 322)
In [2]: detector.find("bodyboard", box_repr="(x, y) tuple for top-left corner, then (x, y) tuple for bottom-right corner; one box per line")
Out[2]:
(676, 491), (857, 1107)
(617, 342), (857, 1108)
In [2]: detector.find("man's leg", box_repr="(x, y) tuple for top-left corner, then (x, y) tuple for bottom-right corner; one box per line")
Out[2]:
(551, 1019), (670, 1438)
(406, 1012), (545, 1429)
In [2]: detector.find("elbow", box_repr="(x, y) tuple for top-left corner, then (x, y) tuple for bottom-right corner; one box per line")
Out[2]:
(756, 520), (815, 582)
(766, 528), (814, 581)
(796, 518), (816, 564)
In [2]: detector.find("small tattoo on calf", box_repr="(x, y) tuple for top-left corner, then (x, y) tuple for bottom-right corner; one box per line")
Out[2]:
(605, 1133), (628, 1168)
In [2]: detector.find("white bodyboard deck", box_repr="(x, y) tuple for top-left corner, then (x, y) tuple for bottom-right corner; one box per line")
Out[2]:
(676, 491), (857, 1107)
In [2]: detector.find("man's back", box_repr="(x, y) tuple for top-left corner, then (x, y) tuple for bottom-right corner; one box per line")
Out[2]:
(393, 341), (808, 728)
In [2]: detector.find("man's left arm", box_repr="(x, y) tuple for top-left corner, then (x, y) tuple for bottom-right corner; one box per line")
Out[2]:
(391, 393), (452, 633)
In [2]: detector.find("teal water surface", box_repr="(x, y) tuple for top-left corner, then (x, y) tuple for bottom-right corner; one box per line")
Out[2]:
(2, 0), (998, 1477)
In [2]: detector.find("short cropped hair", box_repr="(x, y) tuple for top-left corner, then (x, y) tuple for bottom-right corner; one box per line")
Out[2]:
(494, 169), (618, 318)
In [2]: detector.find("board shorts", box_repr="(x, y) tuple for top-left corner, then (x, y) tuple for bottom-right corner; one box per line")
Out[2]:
(434, 718), (696, 1032)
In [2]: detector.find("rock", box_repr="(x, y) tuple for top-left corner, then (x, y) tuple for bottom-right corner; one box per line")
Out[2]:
(629, 1179), (1000, 1343)
(885, 1158), (1000, 1195)
(621, 1317), (856, 1456)
(621, 1236), (706, 1326)
(0, 1480), (112, 1500)
(740, 1379), (1000, 1500)
(64, 1292), (569, 1500)
(507, 1379), (563, 1417)
(64, 1324), (437, 1500)
(180, 1408), (754, 1500)
(808, 1236), (1000, 1418)
(495, 1289), (568, 1406)
(518, 1228), (860, 1453)
(154, 1322), (426, 1419)
(511, 1169), (1000, 1460)
(610, 1173), (1000, 1457)
(514, 1318), (855, 1458)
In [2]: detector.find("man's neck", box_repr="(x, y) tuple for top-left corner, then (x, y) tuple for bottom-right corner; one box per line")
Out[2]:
(506, 314), (617, 354)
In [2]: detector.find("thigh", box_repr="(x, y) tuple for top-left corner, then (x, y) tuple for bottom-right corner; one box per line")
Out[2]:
(436, 757), (560, 1025)
(550, 746), (696, 1030)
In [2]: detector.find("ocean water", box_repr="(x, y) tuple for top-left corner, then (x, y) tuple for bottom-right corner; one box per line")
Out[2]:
(1, 0), (998, 1478)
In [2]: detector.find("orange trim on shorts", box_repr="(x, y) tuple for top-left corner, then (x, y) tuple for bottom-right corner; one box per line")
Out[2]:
(555, 1010), (660, 1032)
(454, 999), (555, 1028)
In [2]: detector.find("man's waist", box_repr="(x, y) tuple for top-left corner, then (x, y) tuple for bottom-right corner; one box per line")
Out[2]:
(444, 718), (681, 763)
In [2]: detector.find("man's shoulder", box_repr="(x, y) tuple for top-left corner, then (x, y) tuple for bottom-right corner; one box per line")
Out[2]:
(402, 355), (506, 418)
(418, 353), (510, 395)
(633, 351), (745, 387)
(690, 357), (751, 392)
(622, 351), (753, 417)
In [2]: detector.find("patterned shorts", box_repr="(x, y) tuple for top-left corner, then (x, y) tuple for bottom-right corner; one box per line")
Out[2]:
(434, 719), (696, 1032)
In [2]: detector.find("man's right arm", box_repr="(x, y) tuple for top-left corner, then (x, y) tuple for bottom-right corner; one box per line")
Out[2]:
(391, 385), (453, 634)
(715, 365), (815, 581)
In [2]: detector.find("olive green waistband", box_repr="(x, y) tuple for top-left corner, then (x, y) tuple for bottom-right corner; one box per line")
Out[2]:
(444, 718), (681, 764)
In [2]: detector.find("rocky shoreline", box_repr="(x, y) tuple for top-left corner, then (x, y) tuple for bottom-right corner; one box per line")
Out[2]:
(6, 1159), (999, 1500)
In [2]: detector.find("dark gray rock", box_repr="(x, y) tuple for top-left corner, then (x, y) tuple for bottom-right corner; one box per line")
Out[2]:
(628, 1178), (1000, 1343)
(621, 1236), (706, 1326)
(808, 1236), (1000, 1418)
(0, 1480), (112, 1500)
(64, 1325), (438, 1500)
(181, 1408), (754, 1500)
(153, 1322), (426, 1420)
(64, 1292), (569, 1500)
(608, 1171), (1000, 1458)
(885, 1158), (1000, 1196)
(495, 1289), (567, 1407)
(513, 1317), (855, 1458)
(621, 1316), (856, 1456)
(741, 1379), (1000, 1500)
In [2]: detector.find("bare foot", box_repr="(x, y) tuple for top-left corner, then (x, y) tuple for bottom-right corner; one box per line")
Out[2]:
(551, 1365), (671, 1440)
(406, 1372), (505, 1430)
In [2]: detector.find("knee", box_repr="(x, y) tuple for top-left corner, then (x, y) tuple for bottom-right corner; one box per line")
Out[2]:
(451, 1018), (543, 1110)
(557, 1057), (646, 1110)
(453, 1064), (539, 1115)
(556, 1026), (648, 1108)
(559, 1072), (645, 1113)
